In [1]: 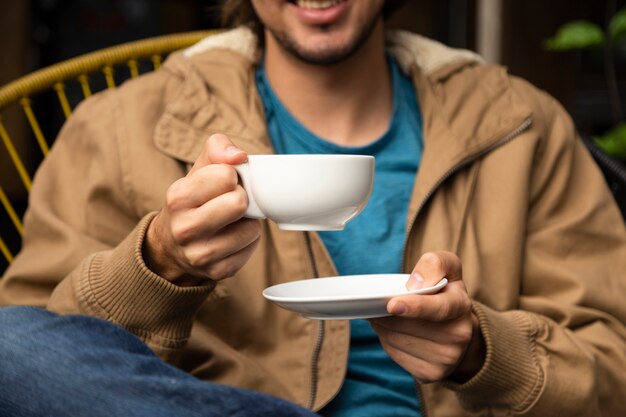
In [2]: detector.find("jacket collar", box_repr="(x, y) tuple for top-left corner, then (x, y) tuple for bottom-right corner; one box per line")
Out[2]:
(153, 27), (531, 173)
(181, 27), (485, 80)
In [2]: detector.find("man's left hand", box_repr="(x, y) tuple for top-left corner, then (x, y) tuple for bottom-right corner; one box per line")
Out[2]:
(369, 251), (486, 384)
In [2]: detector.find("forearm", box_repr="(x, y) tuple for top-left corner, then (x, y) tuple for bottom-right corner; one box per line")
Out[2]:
(443, 302), (626, 416)
(48, 213), (215, 360)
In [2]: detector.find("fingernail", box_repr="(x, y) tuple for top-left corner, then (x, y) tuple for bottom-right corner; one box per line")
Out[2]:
(407, 272), (424, 290)
(389, 302), (407, 315)
(226, 146), (242, 156)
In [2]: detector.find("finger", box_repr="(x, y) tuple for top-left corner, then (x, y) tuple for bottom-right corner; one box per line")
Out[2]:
(378, 338), (453, 384)
(387, 282), (472, 321)
(373, 323), (437, 362)
(373, 322), (467, 369)
(199, 235), (261, 281)
(168, 164), (240, 210)
(189, 134), (247, 175)
(407, 251), (462, 290)
(182, 218), (261, 270)
(170, 187), (249, 244)
(199, 219), (262, 262)
(370, 315), (473, 345)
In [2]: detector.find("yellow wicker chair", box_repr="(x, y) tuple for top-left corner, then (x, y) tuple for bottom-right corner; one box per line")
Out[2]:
(0, 30), (221, 276)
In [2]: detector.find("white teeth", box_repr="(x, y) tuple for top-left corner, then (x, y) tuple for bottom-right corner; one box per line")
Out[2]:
(296, 0), (344, 10)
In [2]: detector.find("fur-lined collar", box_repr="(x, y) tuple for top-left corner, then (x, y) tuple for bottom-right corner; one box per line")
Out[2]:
(182, 26), (484, 77)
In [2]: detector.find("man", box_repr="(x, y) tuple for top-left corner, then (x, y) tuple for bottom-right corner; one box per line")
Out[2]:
(1, 0), (626, 416)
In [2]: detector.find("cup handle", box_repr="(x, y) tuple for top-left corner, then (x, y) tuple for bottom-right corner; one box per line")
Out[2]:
(233, 162), (265, 219)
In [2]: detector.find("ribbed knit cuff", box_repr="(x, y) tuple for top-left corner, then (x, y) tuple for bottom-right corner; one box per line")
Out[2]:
(442, 302), (545, 413)
(76, 212), (214, 349)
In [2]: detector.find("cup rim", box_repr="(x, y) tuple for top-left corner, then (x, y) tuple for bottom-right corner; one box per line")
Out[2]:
(246, 154), (374, 160)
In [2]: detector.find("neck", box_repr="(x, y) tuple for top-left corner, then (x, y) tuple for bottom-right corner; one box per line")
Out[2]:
(263, 21), (392, 147)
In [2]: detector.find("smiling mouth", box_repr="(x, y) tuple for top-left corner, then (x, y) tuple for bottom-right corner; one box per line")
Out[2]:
(287, 0), (348, 9)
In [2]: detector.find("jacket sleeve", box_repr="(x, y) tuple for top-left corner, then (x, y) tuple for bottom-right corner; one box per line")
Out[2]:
(444, 84), (626, 416)
(0, 90), (214, 362)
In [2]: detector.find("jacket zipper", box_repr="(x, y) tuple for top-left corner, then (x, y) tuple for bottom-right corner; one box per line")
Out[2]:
(304, 231), (325, 411)
(404, 117), (533, 415)
(301, 118), (532, 412)
(417, 384), (430, 417)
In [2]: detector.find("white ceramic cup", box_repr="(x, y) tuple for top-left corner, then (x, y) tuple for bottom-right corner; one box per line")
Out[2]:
(233, 154), (374, 231)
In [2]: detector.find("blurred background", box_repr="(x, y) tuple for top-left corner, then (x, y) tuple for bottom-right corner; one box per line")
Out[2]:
(3, 0), (625, 138)
(1, 0), (626, 271)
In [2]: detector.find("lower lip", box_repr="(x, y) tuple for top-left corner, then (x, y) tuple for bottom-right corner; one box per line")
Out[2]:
(289, 1), (350, 26)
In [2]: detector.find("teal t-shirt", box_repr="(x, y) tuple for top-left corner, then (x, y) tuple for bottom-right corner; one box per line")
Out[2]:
(256, 56), (423, 417)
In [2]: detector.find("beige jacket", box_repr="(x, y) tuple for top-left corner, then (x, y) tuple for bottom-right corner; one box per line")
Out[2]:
(2, 28), (626, 416)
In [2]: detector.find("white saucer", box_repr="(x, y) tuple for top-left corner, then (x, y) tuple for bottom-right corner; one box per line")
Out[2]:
(262, 274), (448, 320)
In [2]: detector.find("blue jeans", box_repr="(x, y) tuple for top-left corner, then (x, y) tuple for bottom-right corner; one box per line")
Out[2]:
(0, 306), (319, 417)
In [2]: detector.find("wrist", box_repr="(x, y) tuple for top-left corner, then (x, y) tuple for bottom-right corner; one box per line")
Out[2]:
(449, 312), (486, 383)
(142, 214), (205, 287)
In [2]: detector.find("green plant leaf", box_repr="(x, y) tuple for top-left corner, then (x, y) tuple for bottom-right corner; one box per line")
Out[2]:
(609, 7), (626, 41)
(594, 123), (626, 159)
(544, 20), (605, 50)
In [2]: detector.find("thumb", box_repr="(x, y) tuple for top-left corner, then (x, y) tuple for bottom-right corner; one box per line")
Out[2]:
(189, 133), (247, 174)
(406, 251), (462, 290)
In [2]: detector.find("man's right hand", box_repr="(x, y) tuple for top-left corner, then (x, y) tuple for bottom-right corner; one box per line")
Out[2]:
(143, 133), (261, 286)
